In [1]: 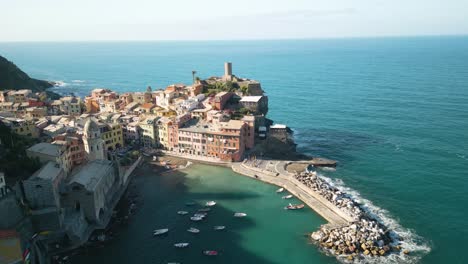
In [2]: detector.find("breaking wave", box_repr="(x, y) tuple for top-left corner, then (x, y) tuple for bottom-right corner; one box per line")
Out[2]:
(318, 173), (431, 263)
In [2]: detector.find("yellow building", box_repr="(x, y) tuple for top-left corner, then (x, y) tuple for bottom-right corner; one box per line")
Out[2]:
(153, 107), (176, 117)
(99, 122), (124, 150)
(1, 117), (39, 138)
(138, 115), (159, 147)
(157, 117), (173, 150)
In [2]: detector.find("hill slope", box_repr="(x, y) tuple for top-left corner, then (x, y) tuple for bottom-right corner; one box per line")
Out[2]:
(0, 55), (54, 92)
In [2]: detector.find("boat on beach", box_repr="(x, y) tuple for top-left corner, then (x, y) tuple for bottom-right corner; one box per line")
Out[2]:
(284, 203), (305, 210)
(153, 228), (169, 236)
(177, 211), (188, 215)
(187, 227), (200, 233)
(206, 201), (216, 207)
(214, 226), (226, 230)
(234, 212), (247, 217)
(282, 195), (293, 199)
(276, 188), (284, 193)
(174, 243), (189, 248)
(203, 250), (218, 256)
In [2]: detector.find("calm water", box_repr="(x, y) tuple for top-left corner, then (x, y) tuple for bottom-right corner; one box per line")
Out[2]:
(1, 36), (467, 263)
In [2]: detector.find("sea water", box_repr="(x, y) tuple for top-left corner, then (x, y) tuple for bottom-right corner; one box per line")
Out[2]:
(1, 36), (467, 263)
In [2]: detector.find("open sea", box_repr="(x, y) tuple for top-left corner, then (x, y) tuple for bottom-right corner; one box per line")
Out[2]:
(1, 36), (467, 263)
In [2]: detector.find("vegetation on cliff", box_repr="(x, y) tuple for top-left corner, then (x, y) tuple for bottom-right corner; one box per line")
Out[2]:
(0, 55), (59, 98)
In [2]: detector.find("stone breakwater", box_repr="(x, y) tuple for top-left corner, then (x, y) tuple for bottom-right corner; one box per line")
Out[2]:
(295, 171), (406, 259)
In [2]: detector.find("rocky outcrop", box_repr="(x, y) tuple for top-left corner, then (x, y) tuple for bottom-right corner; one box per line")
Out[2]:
(0, 55), (56, 94)
(294, 171), (402, 259)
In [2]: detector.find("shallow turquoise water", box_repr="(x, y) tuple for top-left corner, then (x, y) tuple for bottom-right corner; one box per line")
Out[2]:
(71, 164), (333, 264)
(1, 36), (467, 263)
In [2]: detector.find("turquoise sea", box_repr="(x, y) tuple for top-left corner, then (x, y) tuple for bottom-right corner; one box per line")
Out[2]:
(1, 36), (467, 263)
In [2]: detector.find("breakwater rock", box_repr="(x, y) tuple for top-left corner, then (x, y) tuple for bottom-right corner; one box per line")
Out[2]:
(294, 171), (403, 259)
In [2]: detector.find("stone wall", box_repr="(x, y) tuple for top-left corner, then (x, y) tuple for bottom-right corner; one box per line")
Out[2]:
(0, 193), (23, 229)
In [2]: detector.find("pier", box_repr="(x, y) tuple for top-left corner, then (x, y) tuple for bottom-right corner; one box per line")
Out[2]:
(231, 160), (351, 225)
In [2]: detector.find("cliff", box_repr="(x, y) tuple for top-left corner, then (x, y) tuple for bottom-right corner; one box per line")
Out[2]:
(0, 55), (56, 94)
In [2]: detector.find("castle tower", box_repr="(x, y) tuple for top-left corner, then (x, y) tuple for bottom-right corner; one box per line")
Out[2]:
(83, 118), (106, 161)
(223, 62), (233, 81)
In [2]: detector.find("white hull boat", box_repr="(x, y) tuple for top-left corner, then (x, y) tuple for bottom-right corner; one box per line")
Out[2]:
(282, 195), (293, 199)
(174, 243), (189, 248)
(153, 228), (169, 236)
(194, 213), (207, 218)
(206, 201), (216, 207)
(276, 188), (284, 193)
(190, 216), (203, 221)
(234, 213), (247, 217)
(187, 227), (200, 233)
(214, 226), (226, 230)
(177, 211), (188, 215)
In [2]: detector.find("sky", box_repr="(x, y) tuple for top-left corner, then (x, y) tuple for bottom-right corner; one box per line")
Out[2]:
(1, 0), (468, 41)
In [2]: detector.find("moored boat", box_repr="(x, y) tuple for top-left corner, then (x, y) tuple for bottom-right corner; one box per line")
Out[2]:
(194, 213), (207, 218)
(276, 188), (284, 193)
(190, 216), (203, 221)
(174, 243), (189, 248)
(203, 250), (218, 256)
(282, 194), (293, 199)
(214, 226), (226, 230)
(206, 201), (216, 207)
(234, 212), (247, 217)
(153, 228), (169, 236)
(284, 203), (305, 210)
(187, 227), (200, 233)
(177, 211), (188, 215)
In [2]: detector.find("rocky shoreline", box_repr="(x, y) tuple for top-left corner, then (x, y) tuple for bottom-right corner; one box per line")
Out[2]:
(294, 171), (407, 260)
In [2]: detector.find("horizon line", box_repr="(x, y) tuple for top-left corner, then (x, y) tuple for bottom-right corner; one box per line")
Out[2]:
(0, 33), (467, 43)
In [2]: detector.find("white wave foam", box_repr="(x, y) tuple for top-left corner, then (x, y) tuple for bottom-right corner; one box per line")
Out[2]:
(317, 173), (431, 264)
(53, 80), (68, 87)
(71, 80), (85, 83)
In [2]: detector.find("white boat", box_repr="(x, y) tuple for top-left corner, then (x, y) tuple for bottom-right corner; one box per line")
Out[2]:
(190, 216), (203, 221)
(214, 226), (226, 230)
(174, 243), (189, 248)
(177, 211), (188, 215)
(276, 188), (284, 193)
(206, 201), (216, 207)
(153, 228), (169, 236)
(194, 213), (207, 218)
(234, 212), (247, 217)
(282, 195), (293, 199)
(187, 227), (200, 233)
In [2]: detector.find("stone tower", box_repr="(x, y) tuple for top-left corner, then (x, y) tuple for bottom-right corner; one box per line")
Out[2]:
(223, 62), (233, 81)
(83, 118), (106, 161)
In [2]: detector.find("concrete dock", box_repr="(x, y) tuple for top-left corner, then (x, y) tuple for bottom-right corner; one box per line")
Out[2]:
(232, 160), (352, 226)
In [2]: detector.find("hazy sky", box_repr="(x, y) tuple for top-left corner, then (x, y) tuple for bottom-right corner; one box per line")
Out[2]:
(2, 0), (467, 41)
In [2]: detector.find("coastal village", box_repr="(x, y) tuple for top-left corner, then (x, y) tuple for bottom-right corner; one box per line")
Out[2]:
(0, 63), (407, 263)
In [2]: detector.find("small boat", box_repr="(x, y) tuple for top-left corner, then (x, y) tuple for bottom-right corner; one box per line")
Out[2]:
(282, 195), (293, 199)
(153, 228), (169, 236)
(190, 216), (203, 221)
(187, 227), (200, 233)
(198, 208), (211, 212)
(203, 250), (218, 256)
(276, 188), (284, 193)
(234, 212), (247, 217)
(174, 243), (189, 248)
(284, 203), (305, 210)
(185, 201), (196, 206)
(214, 226), (226, 230)
(194, 213), (207, 218)
(177, 211), (189, 215)
(206, 201), (216, 207)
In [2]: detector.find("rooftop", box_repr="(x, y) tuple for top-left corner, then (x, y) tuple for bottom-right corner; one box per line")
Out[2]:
(27, 142), (60, 157)
(32, 161), (62, 181)
(69, 159), (113, 191)
(240, 96), (263, 103)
